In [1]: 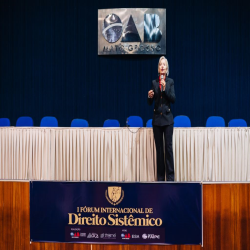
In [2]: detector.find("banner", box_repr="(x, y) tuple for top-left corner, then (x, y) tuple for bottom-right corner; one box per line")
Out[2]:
(30, 181), (202, 245)
(98, 8), (166, 55)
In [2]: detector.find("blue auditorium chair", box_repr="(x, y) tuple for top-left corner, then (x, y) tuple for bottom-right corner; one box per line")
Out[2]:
(40, 116), (58, 127)
(126, 116), (143, 127)
(71, 119), (89, 127)
(174, 115), (191, 127)
(103, 119), (120, 127)
(16, 116), (34, 127)
(206, 116), (225, 127)
(0, 118), (10, 126)
(146, 119), (152, 127)
(228, 119), (247, 127)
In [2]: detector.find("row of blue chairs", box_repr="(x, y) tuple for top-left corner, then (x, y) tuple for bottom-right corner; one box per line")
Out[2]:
(0, 116), (248, 127)
(0, 116), (142, 127)
(174, 115), (247, 127)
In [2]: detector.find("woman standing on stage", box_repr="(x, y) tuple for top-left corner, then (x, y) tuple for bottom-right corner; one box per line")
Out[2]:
(147, 56), (176, 181)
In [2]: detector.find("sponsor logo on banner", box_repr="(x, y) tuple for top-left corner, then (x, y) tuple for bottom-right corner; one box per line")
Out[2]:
(121, 233), (131, 239)
(142, 234), (160, 239)
(105, 186), (124, 205)
(80, 233), (86, 237)
(87, 233), (99, 239)
(132, 234), (139, 238)
(148, 234), (160, 239)
(71, 232), (80, 238)
(69, 228), (85, 239)
(100, 233), (116, 239)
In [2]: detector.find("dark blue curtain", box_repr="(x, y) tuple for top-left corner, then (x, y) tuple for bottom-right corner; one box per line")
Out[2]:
(0, 0), (249, 126)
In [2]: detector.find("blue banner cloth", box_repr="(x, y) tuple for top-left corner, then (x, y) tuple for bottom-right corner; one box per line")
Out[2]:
(30, 181), (202, 245)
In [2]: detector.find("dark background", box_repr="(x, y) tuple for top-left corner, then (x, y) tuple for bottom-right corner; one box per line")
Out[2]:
(0, 0), (249, 127)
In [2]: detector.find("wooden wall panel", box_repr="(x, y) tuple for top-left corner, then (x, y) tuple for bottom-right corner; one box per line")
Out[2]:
(203, 184), (233, 249)
(30, 242), (92, 250)
(203, 184), (250, 250)
(232, 184), (250, 249)
(1, 182), (250, 250)
(0, 181), (30, 250)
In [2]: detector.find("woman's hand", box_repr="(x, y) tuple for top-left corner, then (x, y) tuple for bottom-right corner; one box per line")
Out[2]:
(148, 90), (154, 98)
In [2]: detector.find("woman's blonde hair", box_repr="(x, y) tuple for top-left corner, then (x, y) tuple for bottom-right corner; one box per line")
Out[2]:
(158, 56), (169, 76)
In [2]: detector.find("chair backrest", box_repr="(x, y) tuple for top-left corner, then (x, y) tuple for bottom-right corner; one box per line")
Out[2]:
(206, 116), (225, 127)
(71, 119), (89, 127)
(103, 119), (120, 127)
(174, 115), (191, 127)
(146, 119), (152, 127)
(16, 116), (34, 127)
(228, 119), (247, 127)
(127, 116), (143, 127)
(0, 118), (10, 126)
(40, 116), (58, 127)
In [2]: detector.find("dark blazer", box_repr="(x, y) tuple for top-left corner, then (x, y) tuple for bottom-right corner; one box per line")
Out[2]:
(148, 77), (176, 126)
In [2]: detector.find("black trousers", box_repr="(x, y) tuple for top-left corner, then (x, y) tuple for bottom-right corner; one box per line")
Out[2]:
(153, 124), (174, 181)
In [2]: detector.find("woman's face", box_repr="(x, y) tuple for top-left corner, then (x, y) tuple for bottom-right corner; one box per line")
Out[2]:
(159, 59), (168, 75)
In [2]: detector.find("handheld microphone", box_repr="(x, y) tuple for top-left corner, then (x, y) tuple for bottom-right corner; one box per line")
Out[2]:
(160, 75), (164, 92)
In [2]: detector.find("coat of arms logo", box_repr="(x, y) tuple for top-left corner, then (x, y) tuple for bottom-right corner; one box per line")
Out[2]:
(105, 186), (124, 205)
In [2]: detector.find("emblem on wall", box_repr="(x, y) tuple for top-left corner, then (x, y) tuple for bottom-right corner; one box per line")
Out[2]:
(98, 9), (166, 55)
(102, 14), (123, 43)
